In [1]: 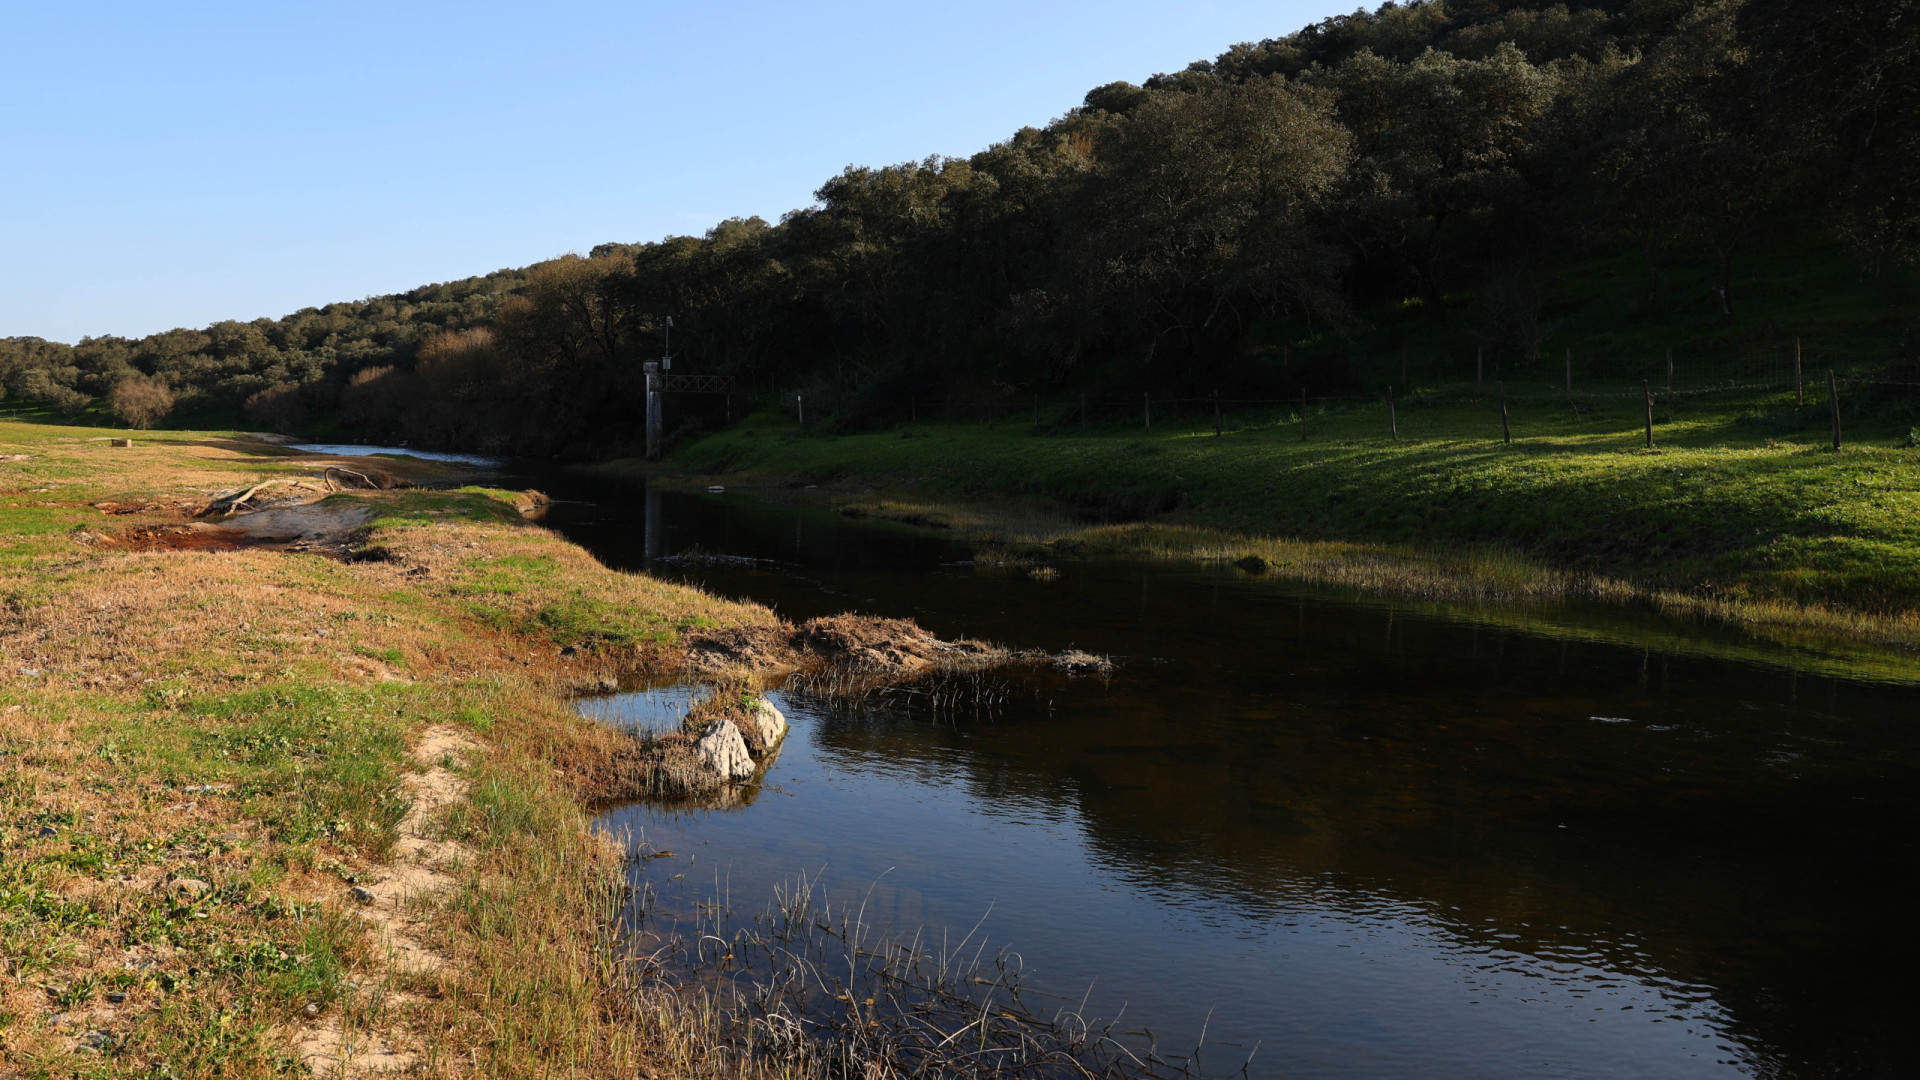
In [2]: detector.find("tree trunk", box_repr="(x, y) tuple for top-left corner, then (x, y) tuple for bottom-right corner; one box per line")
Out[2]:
(1714, 244), (1735, 318)
(1416, 269), (1446, 322)
(1641, 231), (1662, 307)
(1407, 230), (1446, 322)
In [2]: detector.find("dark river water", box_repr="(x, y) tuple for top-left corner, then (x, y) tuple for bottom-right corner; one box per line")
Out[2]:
(504, 472), (1920, 1079)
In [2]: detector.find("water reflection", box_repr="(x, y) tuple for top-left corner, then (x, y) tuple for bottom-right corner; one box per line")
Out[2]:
(551, 479), (1920, 1079)
(574, 681), (703, 737)
(287, 442), (502, 466)
(601, 690), (1757, 1079)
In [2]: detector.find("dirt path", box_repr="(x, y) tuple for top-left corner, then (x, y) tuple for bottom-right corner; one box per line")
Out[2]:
(298, 726), (481, 1077)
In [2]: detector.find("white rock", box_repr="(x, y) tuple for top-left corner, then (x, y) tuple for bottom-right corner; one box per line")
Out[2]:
(738, 699), (788, 756)
(694, 719), (756, 781)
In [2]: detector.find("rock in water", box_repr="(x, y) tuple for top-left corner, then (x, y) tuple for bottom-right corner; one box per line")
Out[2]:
(695, 719), (756, 781)
(738, 699), (788, 756)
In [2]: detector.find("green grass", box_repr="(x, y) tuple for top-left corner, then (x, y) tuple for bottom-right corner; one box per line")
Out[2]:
(651, 234), (1920, 634)
(656, 372), (1920, 678)
(0, 682), (410, 1076)
(676, 385), (1919, 605)
(365, 486), (529, 530)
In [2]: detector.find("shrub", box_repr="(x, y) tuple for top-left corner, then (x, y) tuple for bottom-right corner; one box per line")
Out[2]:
(107, 374), (176, 428)
(42, 384), (93, 418)
(243, 382), (307, 433)
(340, 364), (408, 433)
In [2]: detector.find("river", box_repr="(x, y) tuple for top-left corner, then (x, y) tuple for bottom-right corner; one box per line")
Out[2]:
(349, 448), (1920, 1078)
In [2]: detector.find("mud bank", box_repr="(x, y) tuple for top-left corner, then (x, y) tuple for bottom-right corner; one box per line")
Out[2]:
(684, 613), (1113, 679)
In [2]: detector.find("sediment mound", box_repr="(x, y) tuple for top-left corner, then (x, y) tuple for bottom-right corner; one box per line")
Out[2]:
(792, 614), (997, 672)
(683, 623), (796, 672)
(683, 615), (1006, 676)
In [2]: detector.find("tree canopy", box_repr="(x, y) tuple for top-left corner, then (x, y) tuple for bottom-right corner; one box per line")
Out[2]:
(6, 1), (1912, 454)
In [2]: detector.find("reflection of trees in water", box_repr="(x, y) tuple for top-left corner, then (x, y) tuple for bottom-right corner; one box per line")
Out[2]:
(557, 485), (1920, 1074)
(799, 650), (1920, 1078)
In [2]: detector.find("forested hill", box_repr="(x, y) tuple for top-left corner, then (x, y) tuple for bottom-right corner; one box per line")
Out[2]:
(7, 0), (1919, 456)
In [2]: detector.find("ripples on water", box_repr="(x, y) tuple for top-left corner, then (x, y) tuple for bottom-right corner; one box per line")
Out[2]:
(596, 685), (1773, 1079)
(574, 683), (704, 737)
(542, 481), (1919, 1080)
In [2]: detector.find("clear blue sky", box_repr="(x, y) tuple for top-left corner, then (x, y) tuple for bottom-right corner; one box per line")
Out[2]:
(2, 1), (1342, 343)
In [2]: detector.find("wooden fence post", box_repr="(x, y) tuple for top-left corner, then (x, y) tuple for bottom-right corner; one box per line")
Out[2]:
(1828, 369), (1843, 450)
(1644, 380), (1654, 449)
(1794, 338), (1804, 406)
(1388, 385), (1399, 443)
(1500, 382), (1511, 445)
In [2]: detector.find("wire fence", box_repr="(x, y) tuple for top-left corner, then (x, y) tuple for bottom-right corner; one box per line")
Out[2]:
(790, 375), (1914, 424)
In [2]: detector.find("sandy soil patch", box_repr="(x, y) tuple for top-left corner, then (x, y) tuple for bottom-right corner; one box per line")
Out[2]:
(298, 726), (481, 1078)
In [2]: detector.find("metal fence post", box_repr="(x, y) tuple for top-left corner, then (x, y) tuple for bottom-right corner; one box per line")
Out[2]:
(645, 361), (662, 460)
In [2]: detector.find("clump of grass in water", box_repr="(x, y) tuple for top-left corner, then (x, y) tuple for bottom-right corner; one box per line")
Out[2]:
(628, 865), (1235, 1080)
(787, 666), (1029, 720)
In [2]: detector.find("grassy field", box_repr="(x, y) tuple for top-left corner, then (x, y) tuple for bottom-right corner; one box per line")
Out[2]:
(0, 420), (780, 1078)
(655, 375), (1920, 658)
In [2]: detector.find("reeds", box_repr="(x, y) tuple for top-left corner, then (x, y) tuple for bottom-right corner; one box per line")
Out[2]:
(785, 666), (1027, 720)
(626, 865), (1243, 1080)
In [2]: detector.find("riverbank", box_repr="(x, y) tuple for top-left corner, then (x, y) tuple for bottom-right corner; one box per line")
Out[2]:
(0, 421), (798, 1076)
(631, 384), (1920, 656)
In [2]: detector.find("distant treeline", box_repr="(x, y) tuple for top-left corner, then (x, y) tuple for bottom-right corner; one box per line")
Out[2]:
(5, 0), (1916, 455)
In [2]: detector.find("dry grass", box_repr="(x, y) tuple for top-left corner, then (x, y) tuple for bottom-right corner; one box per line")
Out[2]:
(0, 420), (785, 1077)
